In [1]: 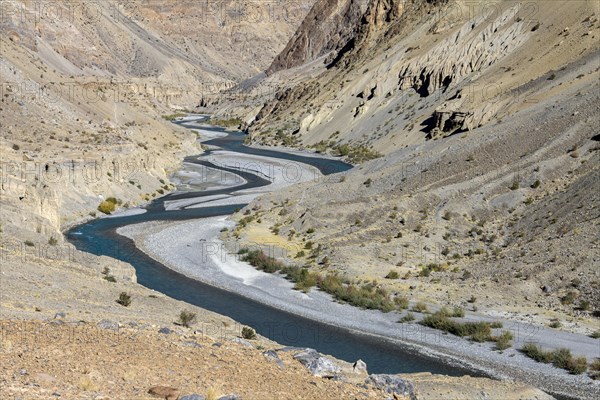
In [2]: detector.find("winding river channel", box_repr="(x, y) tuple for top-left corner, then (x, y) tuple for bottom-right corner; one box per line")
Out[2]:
(66, 116), (476, 377)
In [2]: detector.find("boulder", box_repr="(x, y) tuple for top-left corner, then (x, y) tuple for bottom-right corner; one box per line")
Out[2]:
(293, 348), (341, 378)
(180, 395), (206, 400)
(96, 320), (119, 331)
(230, 337), (253, 348)
(367, 374), (417, 400)
(263, 350), (285, 368)
(218, 395), (240, 400)
(353, 359), (368, 375)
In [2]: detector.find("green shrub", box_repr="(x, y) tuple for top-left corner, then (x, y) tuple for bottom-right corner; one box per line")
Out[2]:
(590, 359), (600, 380)
(48, 236), (58, 246)
(103, 275), (116, 283)
(521, 343), (552, 363)
(385, 270), (399, 279)
(452, 307), (465, 317)
(551, 348), (573, 370)
(494, 331), (513, 350)
(578, 300), (590, 311)
(590, 330), (600, 339)
(242, 326), (257, 340)
(412, 302), (429, 313)
(521, 344), (587, 373)
(549, 320), (562, 329)
(394, 296), (409, 310)
(178, 310), (197, 327)
(561, 291), (578, 305)
(420, 311), (493, 342)
(116, 292), (131, 307)
(565, 357), (587, 374)
(24, 240), (35, 247)
(317, 274), (395, 312)
(240, 249), (284, 273)
(98, 200), (116, 214)
(398, 312), (416, 323)
(470, 324), (492, 342)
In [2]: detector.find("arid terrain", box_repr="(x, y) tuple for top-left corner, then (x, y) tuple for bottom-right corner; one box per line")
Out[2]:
(229, 0), (600, 334)
(1, 0), (599, 399)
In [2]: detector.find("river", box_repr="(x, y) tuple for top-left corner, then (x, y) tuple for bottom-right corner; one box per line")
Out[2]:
(66, 116), (477, 377)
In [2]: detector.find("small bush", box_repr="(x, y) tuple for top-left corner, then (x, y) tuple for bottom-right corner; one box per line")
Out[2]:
(385, 270), (399, 279)
(494, 331), (513, 350)
(240, 249), (284, 273)
(412, 302), (429, 313)
(12, 144), (20, 150)
(549, 320), (562, 329)
(522, 343), (552, 363)
(398, 312), (416, 323)
(48, 236), (58, 246)
(521, 344), (588, 374)
(394, 296), (409, 310)
(24, 240), (35, 247)
(561, 291), (578, 305)
(178, 310), (197, 327)
(116, 292), (131, 307)
(420, 311), (494, 342)
(590, 330), (600, 339)
(565, 356), (587, 375)
(467, 295), (477, 303)
(103, 275), (116, 283)
(242, 326), (257, 340)
(590, 359), (600, 380)
(452, 307), (465, 317)
(578, 300), (590, 311)
(98, 200), (116, 214)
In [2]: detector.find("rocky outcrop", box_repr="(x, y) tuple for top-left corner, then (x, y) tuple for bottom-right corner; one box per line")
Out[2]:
(292, 348), (342, 378)
(398, 5), (530, 97)
(367, 375), (417, 400)
(266, 0), (369, 74)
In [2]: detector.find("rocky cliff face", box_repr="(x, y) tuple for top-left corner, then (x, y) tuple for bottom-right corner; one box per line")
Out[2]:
(247, 0), (599, 151)
(266, 0), (369, 75)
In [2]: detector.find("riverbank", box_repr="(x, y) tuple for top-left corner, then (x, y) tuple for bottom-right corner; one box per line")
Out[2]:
(109, 136), (598, 399)
(120, 214), (599, 400)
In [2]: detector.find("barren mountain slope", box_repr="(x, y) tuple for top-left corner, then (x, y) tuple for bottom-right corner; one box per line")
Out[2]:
(246, 0), (599, 152)
(228, 0), (600, 332)
(0, 1), (314, 387)
(0, 0), (315, 240)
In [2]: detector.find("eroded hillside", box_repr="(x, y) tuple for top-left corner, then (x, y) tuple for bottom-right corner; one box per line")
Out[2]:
(228, 0), (600, 333)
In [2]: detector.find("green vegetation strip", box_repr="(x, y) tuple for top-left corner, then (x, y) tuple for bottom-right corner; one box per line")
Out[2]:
(238, 249), (408, 313)
(521, 343), (588, 375)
